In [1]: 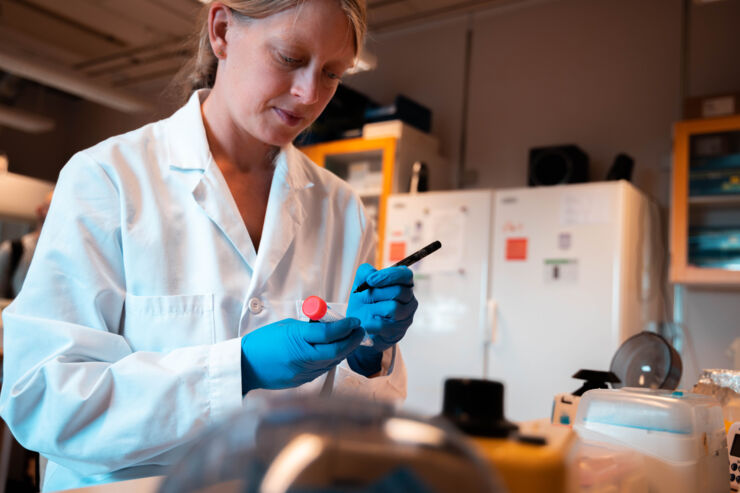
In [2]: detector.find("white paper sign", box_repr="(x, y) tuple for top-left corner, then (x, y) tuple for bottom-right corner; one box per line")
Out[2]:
(560, 192), (613, 226)
(417, 208), (466, 274)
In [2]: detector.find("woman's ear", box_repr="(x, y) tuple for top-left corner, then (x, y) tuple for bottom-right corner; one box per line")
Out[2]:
(208, 2), (231, 59)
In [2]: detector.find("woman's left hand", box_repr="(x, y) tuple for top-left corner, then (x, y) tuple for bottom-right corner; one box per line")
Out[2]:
(346, 263), (418, 376)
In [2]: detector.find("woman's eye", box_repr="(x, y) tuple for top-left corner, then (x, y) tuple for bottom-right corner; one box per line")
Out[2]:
(280, 54), (301, 65)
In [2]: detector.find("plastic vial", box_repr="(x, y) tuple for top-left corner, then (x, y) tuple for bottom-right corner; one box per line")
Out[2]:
(302, 296), (373, 346)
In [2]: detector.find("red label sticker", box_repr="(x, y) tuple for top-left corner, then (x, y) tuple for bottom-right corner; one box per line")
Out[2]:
(506, 238), (528, 261)
(389, 242), (406, 262)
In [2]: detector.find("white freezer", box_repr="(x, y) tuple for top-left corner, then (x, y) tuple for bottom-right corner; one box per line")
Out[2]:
(384, 190), (494, 415)
(383, 182), (662, 421)
(489, 181), (662, 421)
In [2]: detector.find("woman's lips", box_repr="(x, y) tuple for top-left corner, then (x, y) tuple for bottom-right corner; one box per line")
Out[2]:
(273, 107), (303, 126)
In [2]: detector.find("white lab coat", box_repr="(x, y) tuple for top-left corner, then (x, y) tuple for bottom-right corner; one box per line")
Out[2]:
(0, 90), (406, 491)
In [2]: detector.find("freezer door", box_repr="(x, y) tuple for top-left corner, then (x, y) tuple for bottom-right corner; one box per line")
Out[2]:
(488, 182), (649, 421)
(384, 190), (494, 416)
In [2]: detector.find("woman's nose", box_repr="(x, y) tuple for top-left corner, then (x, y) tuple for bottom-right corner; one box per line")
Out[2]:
(291, 70), (320, 105)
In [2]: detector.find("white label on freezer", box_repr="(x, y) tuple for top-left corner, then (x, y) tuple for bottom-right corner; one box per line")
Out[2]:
(560, 192), (613, 226)
(558, 232), (572, 250)
(417, 208), (466, 273)
(544, 259), (578, 284)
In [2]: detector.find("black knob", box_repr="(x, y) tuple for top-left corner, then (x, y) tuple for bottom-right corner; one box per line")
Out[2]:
(442, 378), (518, 438)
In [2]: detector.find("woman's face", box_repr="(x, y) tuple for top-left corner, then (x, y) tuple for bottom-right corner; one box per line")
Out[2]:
(214, 0), (357, 147)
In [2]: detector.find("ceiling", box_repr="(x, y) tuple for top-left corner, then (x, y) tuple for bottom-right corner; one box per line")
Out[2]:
(0, 0), (519, 115)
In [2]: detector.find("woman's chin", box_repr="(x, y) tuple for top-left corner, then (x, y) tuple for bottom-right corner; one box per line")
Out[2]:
(259, 129), (306, 148)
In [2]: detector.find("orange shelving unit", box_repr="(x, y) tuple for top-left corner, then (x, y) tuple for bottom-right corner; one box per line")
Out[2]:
(670, 114), (740, 285)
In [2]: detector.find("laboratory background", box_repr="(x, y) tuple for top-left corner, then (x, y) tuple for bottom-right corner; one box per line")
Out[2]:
(1, 0), (740, 492)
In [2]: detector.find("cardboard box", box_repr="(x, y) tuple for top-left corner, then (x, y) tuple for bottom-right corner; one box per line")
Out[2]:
(684, 93), (740, 119)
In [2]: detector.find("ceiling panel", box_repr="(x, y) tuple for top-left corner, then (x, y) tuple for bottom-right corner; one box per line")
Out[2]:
(0, 25), (84, 65)
(95, 0), (197, 37)
(0, 0), (527, 111)
(368, 0), (528, 31)
(26, 0), (165, 46)
(0, 0), (125, 59)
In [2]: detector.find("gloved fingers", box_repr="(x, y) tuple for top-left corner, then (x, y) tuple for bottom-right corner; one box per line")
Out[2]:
(357, 284), (415, 304)
(301, 317), (362, 344)
(366, 266), (414, 289)
(364, 315), (412, 334)
(351, 263), (377, 291)
(310, 327), (365, 362)
(372, 314), (415, 344)
(361, 299), (418, 327)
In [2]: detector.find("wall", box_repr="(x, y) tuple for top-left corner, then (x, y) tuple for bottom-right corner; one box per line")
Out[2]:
(688, 0), (740, 96)
(63, 96), (173, 163)
(0, 85), (77, 182)
(0, 80), (176, 182)
(350, 0), (684, 206)
(470, 0), (681, 203)
(346, 17), (469, 187)
(680, 287), (740, 382)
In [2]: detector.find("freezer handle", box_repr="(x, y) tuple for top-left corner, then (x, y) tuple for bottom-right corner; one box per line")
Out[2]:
(485, 299), (498, 345)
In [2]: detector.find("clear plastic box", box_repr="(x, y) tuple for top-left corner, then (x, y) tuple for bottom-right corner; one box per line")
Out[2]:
(574, 441), (648, 493)
(573, 388), (728, 493)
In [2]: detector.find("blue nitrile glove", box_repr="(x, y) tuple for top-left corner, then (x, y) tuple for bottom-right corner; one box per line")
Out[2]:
(346, 263), (418, 377)
(241, 317), (365, 394)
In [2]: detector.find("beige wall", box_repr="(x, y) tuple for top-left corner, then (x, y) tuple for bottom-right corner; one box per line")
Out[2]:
(346, 17), (469, 187)
(465, 0), (681, 204)
(0, 83), (177, 182)
(348, 0), (689, 206)
(688, 0), (740, 96)
(0, 86), (77, 181)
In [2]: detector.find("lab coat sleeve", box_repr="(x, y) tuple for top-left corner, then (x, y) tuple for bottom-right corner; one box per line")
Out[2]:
(334, 207), (407, 401)
(0, 152), (243, 476)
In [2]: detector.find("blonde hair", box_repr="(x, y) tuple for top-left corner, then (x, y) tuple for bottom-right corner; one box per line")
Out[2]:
(173, 0), (367, 102)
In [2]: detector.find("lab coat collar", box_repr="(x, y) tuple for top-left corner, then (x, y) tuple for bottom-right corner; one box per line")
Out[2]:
(247, 149), (309, 295)
(164, 89), (314, 288)
(164, 89), (315, 191)
(165, 89), (212, 174)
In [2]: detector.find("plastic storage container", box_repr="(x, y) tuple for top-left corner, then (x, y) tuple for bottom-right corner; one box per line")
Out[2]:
(573, 388), (728, 493)
(574, 441), (648, 493)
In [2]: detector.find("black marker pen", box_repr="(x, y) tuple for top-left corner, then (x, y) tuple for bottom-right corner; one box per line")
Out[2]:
(354, 240), (442, 293)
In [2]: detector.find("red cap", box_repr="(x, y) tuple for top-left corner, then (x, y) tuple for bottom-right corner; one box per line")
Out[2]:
(302, 296), (327, 321)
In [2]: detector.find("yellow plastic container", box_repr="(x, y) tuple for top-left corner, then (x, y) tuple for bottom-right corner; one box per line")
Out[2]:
(470, 419), (575, 493)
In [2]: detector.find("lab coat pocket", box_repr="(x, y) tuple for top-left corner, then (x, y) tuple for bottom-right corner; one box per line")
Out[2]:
(123, 293), (215, 352)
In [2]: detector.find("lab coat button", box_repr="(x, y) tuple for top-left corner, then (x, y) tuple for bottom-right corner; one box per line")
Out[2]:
(248, 297), (264, 314)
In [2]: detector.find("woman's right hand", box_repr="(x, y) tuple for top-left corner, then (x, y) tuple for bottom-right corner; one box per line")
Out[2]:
(240, 317), (364, 394)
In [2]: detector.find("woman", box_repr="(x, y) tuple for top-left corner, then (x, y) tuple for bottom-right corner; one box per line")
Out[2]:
(0, 1), (417, 490)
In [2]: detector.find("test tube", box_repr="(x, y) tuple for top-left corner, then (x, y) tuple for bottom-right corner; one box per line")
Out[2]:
(302, 296), (373, 346)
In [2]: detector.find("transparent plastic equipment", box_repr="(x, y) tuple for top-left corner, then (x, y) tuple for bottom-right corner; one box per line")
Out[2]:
(158, 394), (503, 493)
(302, 295), (373, 347)
(574, 388), (728, 493)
